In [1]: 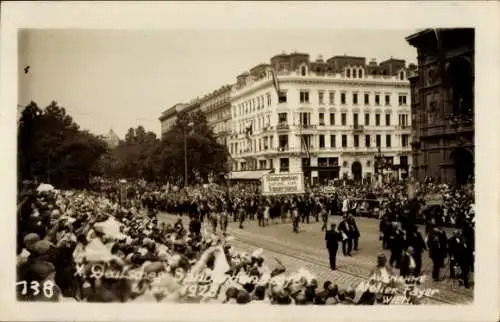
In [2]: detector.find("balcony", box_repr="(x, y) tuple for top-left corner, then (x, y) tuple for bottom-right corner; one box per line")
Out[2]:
(297, 124), (316, 134)
(277, 146), (289, 152)
(276, 123), (290, 131)
(262, 125), (274, 133)
(352, 124), (364, 133)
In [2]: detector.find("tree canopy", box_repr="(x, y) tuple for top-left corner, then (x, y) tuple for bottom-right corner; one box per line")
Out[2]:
(18, 101), (108, 189)
(18, 101), (229, 187)
(95, 110), (229, 185)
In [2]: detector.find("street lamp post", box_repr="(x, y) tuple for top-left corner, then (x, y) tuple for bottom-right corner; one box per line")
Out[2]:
(184, 122), (194, 187)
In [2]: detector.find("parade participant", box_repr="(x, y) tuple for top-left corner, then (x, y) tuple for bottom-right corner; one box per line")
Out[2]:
(257, 200), (264, 227)
(237, 203), (245, 229)
(324, 224), (341, 270)
(263, 201), (270, 227)
(347, 213), (360, 251)
(406, 226), (426, 277)
(379, 214), (390, 249)
(320, 203), (328, 232)
(292, 204), (300, 234)
(388, 223), (405, 268)
(428, 228), (447, 282)
(338, 215), (352, 256)
(220, 207), (229, 235)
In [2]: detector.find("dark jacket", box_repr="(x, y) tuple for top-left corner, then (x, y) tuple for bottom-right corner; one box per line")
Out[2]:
(325, 230), (341, 250)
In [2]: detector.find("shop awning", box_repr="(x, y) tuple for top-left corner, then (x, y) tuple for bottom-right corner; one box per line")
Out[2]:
(229, 170), (270, 180)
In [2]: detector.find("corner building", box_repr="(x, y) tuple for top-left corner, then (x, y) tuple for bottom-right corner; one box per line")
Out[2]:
(406, 29), (474, 185)
(229, 53), (413, 185)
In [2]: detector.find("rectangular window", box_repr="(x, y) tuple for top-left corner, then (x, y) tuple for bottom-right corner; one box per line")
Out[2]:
(300, 90), (310, 103)
(319, 135), (325, 148)
(365, 135), (371, 147)
(385, 94), (391, 106)
(329, 91), (335, 105)
(280, 158), (289, 172)
(342, 135), (347, 148)
(385, 114), (391, 126)
(318, 91), (324, 104)
(353, 135), (359, 148)
(279, 91), (287, 103)
(318, 158), (328, 168)
(400, 155), (408, 166)
(278, 112), (288, 125)
(319, 113), (325, 125)
(330, 135), (336, 148)
(364, 93), (370, 105)
(330, 113), (335, 125)
(278, 135), (288, 150)
(399, 95), (406, 106)
(341, 113), (347, 126)
(399, 114), (409, 127)
(353, 93), (358, 105)
(328, 157), (339, 167)
(259, 160), (266, 169)
(364, 113), (370, 126)
(376, 135), (381, 147)
(375, 94), (380, 106)
(386, 134), (392, 147)
(341, 92), (346, 105)
(375, 114), (381, 126)
(353, 113), (359, 126)
(402, 134), (409, 147)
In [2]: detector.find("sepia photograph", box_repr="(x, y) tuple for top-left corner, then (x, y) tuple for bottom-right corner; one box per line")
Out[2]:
(15, 26), (475, 305)
(1, 2), (499, 322)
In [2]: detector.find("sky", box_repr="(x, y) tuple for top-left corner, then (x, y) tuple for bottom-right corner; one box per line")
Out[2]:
(18, 29), (418, 138)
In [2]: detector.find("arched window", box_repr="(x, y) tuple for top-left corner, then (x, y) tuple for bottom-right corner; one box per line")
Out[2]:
(301, 66), (307, 76)
(446, 57), (473, 115)
(358, 69), (363, 78)
(353, 69), (357, 79)
(399, 71), (405, 80)
(346, 69), (351, 78)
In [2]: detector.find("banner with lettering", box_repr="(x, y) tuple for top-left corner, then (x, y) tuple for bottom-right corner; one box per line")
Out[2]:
(261, 173), (305, 195)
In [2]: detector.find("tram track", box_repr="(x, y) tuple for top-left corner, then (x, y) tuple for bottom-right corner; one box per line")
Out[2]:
(158, 213), (471, 305)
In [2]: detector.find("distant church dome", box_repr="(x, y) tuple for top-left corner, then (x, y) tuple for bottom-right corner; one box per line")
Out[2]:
(104, 128), (120, 148)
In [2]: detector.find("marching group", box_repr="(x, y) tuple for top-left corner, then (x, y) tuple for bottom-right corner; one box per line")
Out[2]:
(16, 177), (474, 305)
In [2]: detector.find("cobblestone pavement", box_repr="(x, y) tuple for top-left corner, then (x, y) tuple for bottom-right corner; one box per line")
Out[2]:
(158, 213), (473, 305)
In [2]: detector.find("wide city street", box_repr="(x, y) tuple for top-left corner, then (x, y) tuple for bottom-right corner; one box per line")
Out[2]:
(158, 213), (474, 305)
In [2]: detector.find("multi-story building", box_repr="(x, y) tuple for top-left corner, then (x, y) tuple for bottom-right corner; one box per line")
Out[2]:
(228, 52), (413, 185)
(159, 102), (196, 136)
(406, 29), (474, 185)
(200, 85), (232, 146)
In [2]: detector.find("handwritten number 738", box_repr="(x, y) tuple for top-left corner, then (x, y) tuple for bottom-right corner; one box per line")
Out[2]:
(16, 280), (55, 298)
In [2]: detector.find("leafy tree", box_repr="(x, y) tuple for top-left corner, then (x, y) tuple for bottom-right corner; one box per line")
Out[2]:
(18, 101), (107, 188)
(160, 110), (229, 185)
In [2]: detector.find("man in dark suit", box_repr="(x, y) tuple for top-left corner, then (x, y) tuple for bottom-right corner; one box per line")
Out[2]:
(325, 224), (341, 270)
(338, 215), (352, 256)
(407, 226), (427, 277)
(428, 228), (447, 281)
(347, 213), (360, 251)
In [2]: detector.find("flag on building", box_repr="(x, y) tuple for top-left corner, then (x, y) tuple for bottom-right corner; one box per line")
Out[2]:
(269, 68), (281, 97)
(245, 123), (253, 141)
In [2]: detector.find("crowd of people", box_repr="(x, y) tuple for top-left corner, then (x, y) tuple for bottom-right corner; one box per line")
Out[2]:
(16, 176), (474, 304)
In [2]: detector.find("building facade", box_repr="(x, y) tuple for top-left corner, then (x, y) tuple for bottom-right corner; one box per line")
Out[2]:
(229, 53), (413, 184)
(159, 102), (194, 135)
(200, 85), (232, 146)
(406, 29), (474, 185)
